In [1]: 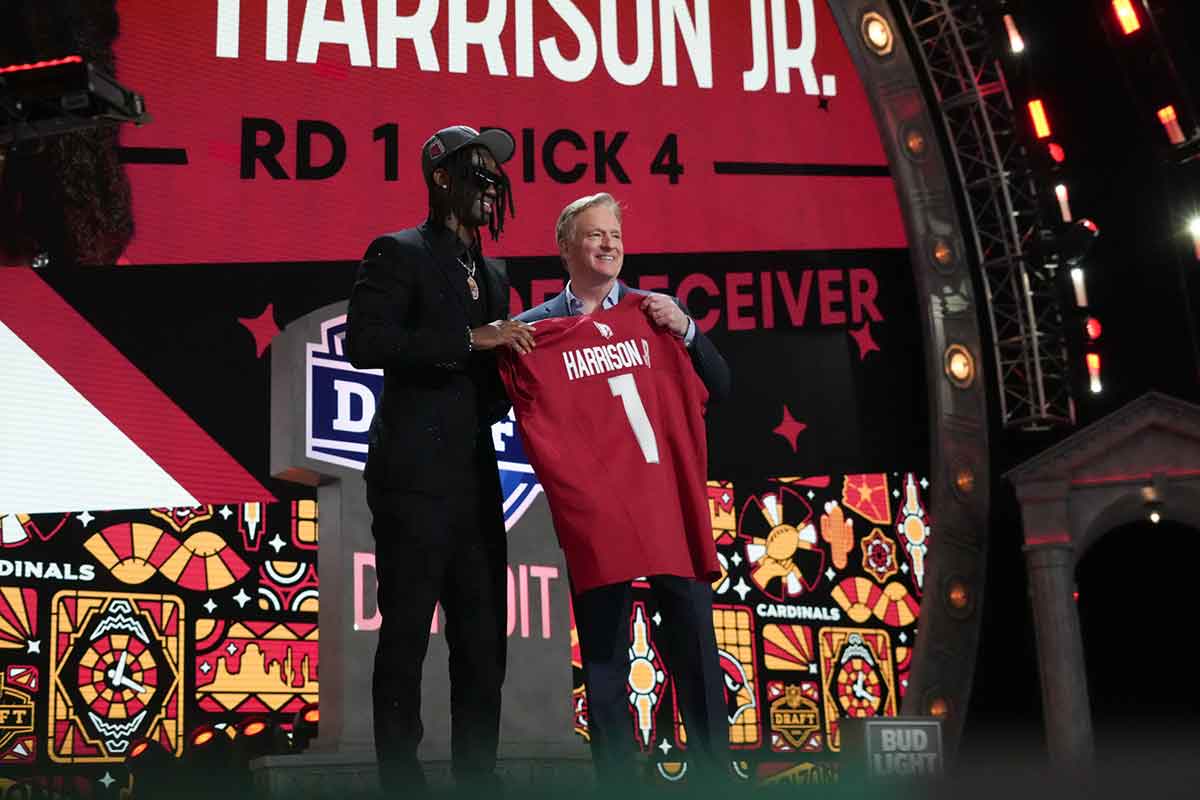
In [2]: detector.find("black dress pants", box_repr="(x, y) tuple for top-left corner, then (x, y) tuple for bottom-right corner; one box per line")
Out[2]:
(573, 574), (729, 786)
(368, 479), (507, 791)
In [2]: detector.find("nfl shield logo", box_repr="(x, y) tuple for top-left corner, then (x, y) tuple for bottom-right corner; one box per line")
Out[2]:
(492, 409), (543, 531)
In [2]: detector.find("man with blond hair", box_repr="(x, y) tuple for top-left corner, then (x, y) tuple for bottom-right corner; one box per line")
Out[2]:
(512, 193), (731, 784)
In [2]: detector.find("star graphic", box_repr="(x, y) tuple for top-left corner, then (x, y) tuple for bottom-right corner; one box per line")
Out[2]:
(99, 773), (115, 789)
(26, 639), (40, 654)
(203, 598), (217, 614)
(658, 739), (673, 755)
(238, 303), (280, 358)
(652, 612), (662, 626)
(732, 578), (751, 601)
(772, 406), (807, 453)
(76, 510), (95, 527)
(848, 322), (881, 360)
(730, 552), (743, 567)
(218, 505), (233, 520)
(233, 588), (251, 607)
(268, 534), (287, 553)
(818, 95), (831, 111)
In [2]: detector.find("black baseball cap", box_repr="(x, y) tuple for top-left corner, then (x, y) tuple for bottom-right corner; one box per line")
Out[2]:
(421, 125), (515, 179)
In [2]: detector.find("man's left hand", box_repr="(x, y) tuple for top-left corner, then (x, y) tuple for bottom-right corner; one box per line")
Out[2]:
(641, 294), (690, 337)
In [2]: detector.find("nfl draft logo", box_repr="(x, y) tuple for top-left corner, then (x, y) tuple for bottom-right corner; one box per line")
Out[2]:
(306, 315), (542, 529)
(491, 409), (543, 531)
(307, 315), (382, 470)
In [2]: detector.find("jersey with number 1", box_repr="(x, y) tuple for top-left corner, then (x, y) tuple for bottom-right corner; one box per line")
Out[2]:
(498, 295), (720, 593)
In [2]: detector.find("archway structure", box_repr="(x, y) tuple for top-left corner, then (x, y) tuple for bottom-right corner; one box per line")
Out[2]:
(1006, 392), (1200, 765)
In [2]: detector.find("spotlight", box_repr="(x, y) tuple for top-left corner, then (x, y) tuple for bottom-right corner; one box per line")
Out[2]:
(861, 12), (894, 56)
(1149, 510), (1162, 524)
(1111, 0), (1142, 36)
(1057, 219), (1100, 266)
(1003, 14), (1025, 54)
(127, 737), (175, 799)
(291, 702), (320, 752)
(1055, 184), (1073, 223)
(944, 345), (976, 388)
(1028, 99), (1052, 139)
(1157, 105), (1186, 146)
(1189, 217), (1200, 260)
(1069, 267), (1089, 308)
(1086, 352), (1102, 394)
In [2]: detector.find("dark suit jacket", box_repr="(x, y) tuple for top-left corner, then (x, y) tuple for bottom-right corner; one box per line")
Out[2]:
(346, 221), (511, 495)
(516, 282), (732, 402)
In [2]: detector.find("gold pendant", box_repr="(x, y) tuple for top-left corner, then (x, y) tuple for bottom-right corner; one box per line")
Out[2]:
(467, 274), (480, 300)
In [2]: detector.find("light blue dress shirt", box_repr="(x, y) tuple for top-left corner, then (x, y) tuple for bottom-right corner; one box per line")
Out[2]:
(563, 281), (697, 347)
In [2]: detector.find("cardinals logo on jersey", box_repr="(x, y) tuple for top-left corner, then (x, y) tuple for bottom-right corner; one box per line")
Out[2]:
(593, 320), (613, 339)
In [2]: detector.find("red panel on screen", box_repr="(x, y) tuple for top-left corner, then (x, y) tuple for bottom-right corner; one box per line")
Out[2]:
(114, 0), (905, 263)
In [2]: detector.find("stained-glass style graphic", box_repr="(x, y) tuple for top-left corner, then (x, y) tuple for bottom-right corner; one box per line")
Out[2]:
(830, 578), (919, 627)
(895, 473), (931, 592)
(256, 561), (319, 613)
(149, 506), (215, 534)
(194, 619), (318, 715)
(818, 628), (898, 751)
(48, 591), (185, 762)
(739, 487), (824, 601)
(714, 605), (760, 749)
(707, 481), (736, 544)
(861, 528), (899, 583)
(841, 474), (892, 525)
(818, 501), (855, 571)
(767, 681), (822, 752)
(0, 588), (37, 650)
(762, 624), (816, 673)
(291, 500), (319, 549)
(0, 669), (36, 763)
(1, 513), (71, 548)
(625, 602), (666, 750)
(84, 523), (251, 590)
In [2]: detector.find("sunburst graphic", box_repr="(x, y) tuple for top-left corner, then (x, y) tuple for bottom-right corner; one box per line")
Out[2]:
(738, 487), (824, 601)
(626, 603), (665, 748)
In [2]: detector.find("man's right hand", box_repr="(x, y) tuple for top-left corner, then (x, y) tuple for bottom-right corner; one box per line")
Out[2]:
(472, 320), (536, 355)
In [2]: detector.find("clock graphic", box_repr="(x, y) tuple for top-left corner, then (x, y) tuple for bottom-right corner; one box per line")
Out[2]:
(50, 591), (184, 763)
(834, 634), (886, 717)
(818, 627), (898, 751)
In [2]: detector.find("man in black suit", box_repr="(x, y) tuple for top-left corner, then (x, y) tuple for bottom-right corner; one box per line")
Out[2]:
(346, 125), (534, 792)
(516, 193), (732, 785)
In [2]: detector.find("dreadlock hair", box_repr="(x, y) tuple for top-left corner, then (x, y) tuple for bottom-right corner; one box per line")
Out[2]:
(0, 0), (133, 266)
(426, 145), (515, 242)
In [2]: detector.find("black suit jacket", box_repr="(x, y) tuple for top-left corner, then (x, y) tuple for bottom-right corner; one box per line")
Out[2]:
(346, 221), (511, 495)
(516, 282), (732, 402)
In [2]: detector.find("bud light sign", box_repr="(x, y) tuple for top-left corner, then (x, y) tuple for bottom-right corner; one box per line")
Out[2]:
(306, 315), (541, 529)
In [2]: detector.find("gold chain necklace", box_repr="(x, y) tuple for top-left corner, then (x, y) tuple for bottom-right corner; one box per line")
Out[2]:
(457, 255), (480, 301)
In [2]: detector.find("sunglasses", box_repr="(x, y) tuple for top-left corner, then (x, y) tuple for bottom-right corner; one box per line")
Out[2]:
(472, 166), (504, 187)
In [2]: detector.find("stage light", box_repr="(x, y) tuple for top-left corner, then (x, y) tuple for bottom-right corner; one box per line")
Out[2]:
(944, 345), (976, 388)
(927, 697), (950, 718)
(1086, 352), (1102, 394)
(1028, 100), (1052, 139)
(861, 12), (894, 56)
(1111, 0), (1142, 35)
(1070, 268), (1088, 308)
(127, 737), (175, 799)
(1058, 219), (1100, 266)
(1085, 316), (1103, 341)
(947, 580), (970, 610)
(1003, 14), (1025, 54)
(904, 128), (928, 158)
(240, 716), (269, 738)
(1157, 105), (1186, 145)
(291, 702), (320, 752)
(1149, 510), (1162, 524)
(1190, 217), (1200, 260)
(931, 238), (955, 270)
(1048, 142), (1066, 164)
(1055, 184), (1073, 223)
(191, 725), (216, 748)
(954, 467), (976, 495)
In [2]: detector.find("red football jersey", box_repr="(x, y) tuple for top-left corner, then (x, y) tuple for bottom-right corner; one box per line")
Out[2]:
(499, 295), (720, 593)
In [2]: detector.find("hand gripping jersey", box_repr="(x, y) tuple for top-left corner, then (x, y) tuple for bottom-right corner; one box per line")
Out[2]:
(498, 295), (720, 593)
